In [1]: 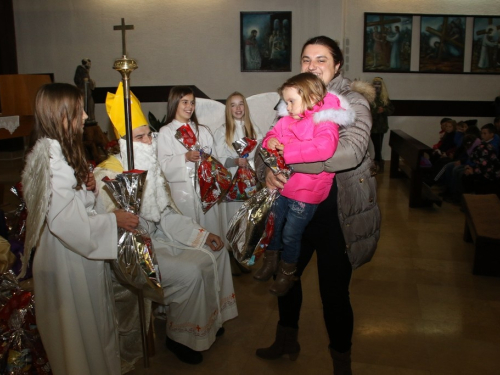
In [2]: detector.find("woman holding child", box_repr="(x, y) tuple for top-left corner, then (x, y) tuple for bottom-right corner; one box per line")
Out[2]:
(255, 36), (380, 374)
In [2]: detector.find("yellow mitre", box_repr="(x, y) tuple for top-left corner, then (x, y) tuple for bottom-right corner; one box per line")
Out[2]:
(106, 82), (148, 139)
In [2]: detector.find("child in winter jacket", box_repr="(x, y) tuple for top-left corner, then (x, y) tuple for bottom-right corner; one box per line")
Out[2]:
(254, 72), (354, 296)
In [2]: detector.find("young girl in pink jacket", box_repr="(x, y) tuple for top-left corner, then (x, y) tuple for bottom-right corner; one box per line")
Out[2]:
(255, 72), (355, 296)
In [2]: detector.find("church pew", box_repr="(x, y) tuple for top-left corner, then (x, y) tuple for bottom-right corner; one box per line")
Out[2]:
(462, 194), (500, 277)
(389, 129), (441, 208)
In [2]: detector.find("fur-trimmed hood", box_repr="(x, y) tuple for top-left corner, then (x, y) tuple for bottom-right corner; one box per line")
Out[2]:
(350, 80), (376, 104)
(276, 91), (356, 127)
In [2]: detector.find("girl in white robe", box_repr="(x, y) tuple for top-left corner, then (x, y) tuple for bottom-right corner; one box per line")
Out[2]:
(213, 92), (263, 251)
(20, 83), (138, 375)
(157, 86), (222, 238)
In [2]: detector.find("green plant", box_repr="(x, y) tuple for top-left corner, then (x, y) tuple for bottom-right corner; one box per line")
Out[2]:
(148, 111), (168, 131)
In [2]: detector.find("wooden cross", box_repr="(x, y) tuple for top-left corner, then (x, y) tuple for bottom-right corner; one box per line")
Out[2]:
(113, 18), (134, 56)
(367, 16), (401, 34)
(425, 17), (464, 61)
(476, 18), (500, 36)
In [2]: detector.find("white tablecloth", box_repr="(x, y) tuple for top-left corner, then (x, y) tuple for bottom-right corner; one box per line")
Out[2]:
(0, 116), (20, 134)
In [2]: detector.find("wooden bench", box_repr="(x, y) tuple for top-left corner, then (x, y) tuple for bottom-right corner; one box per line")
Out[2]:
(389, 129), (441, 208)
(462, 194), (500, 277)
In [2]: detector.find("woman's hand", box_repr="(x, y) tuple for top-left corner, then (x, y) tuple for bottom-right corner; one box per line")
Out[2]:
(114, 210), (139, 232)
(267, 138), (282, 150)
(86, 172), (96, 192)
(265, 167), (287, 190)
(237, 158), (248, 167)
(185, 150), (201, 162)
(205, 233), (224, 251)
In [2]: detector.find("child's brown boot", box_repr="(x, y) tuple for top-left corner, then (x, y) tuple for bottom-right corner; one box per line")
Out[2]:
(253, 250), (279, 281)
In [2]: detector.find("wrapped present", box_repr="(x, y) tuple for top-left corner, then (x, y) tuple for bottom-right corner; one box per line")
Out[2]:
(174, 123), (232, 212)
(101, 170), (163, 303)
(174, 123), (199, 151)
(224, 137), (260, 202)
(226, 187), (279, 265)
(226, 148), (291, 265)
(0, 271), (52, 374)
(197, 150), (232, 213)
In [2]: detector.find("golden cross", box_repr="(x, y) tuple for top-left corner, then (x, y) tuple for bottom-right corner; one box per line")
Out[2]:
(113, 18), (134, 56)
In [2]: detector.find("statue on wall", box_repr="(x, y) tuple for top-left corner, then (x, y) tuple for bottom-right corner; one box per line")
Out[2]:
(74, 58), (96, 124)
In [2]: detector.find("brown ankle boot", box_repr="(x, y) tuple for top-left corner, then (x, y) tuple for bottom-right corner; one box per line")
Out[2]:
(329, 347), (352, 375)
(255, 324), (300, 360)
(253, 250), (279, 281)
(269, 260), (297, 297)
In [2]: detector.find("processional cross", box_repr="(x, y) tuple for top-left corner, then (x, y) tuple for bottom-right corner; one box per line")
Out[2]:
(114, 18), (134, 56)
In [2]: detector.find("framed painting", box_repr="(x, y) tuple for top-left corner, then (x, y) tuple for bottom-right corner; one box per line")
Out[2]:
(419, 16), (466, 73)
(240, 11), (291, 72)
(363, 13), (413, 72)
(471, 16), (500, 74)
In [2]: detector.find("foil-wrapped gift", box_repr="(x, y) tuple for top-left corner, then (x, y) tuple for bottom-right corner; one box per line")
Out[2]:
(102, 170), (163, 303)
(0, 271), (52, 374)
(198, 150), (232, 213)
(174, 123), (232, 213)
(174, 123), (198, 151)
(224, 137), (260, 202)
(226, 148), (291, 265)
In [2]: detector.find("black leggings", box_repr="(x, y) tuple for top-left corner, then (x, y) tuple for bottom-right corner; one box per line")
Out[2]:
(277, 180), (353, 353)
(371, 133), (384, 162)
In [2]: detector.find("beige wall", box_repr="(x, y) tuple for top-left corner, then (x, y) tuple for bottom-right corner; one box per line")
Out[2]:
(14, 0), (500, 156)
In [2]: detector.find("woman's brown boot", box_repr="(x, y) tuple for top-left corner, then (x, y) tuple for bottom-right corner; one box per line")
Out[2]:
(253, 250), (279, 281)
(269, 260), (297, 296)
(329, 347), (352, 375)
(255, 324), (300, 360)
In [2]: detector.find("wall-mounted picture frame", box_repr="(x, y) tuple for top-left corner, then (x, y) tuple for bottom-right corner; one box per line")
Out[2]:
(471, 16), (500, 73)
(363, 13), (413, 72)
(240, 11), (292, 72)
(419, 16), (466, 73)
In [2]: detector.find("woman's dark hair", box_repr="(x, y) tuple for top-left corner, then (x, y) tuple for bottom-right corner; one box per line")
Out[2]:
(30, 83), (88, 190)
(166, 86), (200, 132)
(300, 36), (344, 78)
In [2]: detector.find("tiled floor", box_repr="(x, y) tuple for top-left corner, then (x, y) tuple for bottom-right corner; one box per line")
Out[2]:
(2, 160), (500, 375)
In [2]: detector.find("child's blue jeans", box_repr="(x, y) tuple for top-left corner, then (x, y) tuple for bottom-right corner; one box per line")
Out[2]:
(267, 195), (318, 264)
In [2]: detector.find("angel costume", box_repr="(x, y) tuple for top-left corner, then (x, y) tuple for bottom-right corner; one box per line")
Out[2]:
(213, 120), (263, 246)
(157, 119), (222, 237)
(94, 137), (237, 354)
(21, 138), (120, 375)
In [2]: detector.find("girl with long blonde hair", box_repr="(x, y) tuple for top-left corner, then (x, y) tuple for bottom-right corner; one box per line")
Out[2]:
(214, 92), (263, 274)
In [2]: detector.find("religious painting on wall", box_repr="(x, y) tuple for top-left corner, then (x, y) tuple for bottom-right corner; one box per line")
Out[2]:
(240, 11), (291, 72)
(419, 16), (466, 73)
(363, 13), (413, 72)
(471, 17), (500, 74)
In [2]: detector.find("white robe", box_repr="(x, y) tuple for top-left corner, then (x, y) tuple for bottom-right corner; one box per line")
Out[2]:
(213, 120), (263, 246)
(157, 119), (222, 237)
(24, 139), (120, 375)
(94, 142), (237, 352)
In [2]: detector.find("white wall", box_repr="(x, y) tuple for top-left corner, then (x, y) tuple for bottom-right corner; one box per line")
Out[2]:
(13, 0), (500, 154)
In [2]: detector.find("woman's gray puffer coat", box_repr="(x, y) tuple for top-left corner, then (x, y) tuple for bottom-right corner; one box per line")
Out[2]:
(256, 73), (380, 269)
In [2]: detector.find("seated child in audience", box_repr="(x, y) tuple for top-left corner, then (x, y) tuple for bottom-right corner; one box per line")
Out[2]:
(432, 118), (454, 150)
(463, 123), (500, 195)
